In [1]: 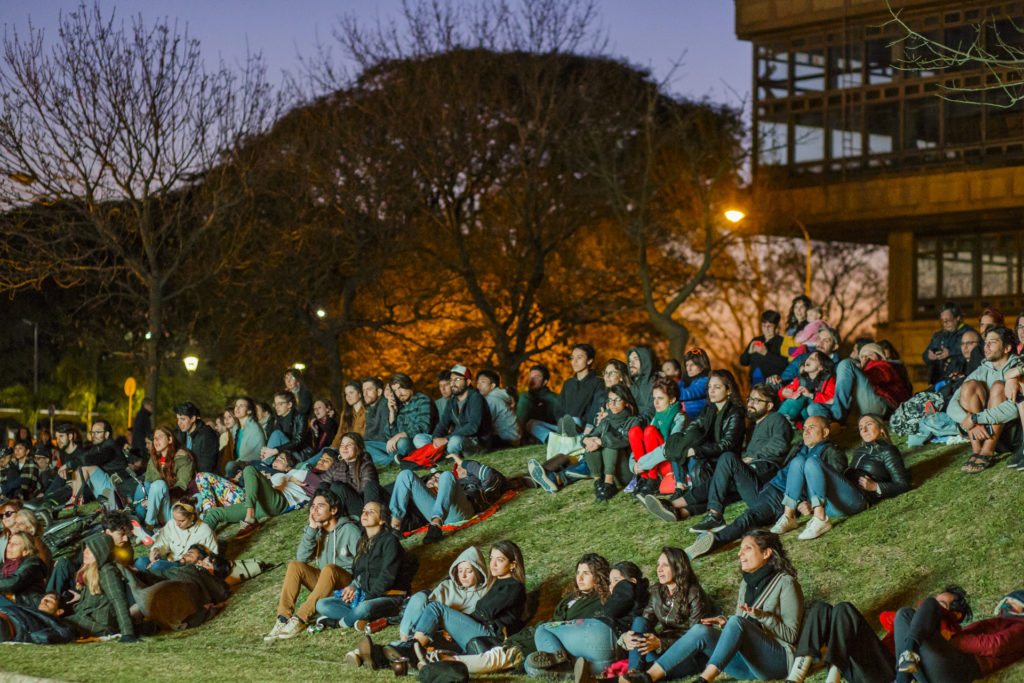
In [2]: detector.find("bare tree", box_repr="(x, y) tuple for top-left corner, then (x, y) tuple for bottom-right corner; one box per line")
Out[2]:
(887, 5), (1024, 106)
(0, 2), (274, 405)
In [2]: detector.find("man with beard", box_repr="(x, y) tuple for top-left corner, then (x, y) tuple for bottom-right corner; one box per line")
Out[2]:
(175, 402), (219, 473)
(947, 325), (1022, 472)
(416, 365), (493, 457)
(627, 346), (658, 421)
(642, 383), (793, 528)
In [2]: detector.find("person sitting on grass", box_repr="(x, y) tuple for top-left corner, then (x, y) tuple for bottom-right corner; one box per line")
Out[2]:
(0, 439), (40, 501)
(225, 397), (266, 480)
(628, 377), (687, 498)
(517, 364), (562, 444)
(0, 531), (48, 607)
(740, 310), (789, 385)
(584, 384), (644, 504)
(778, 351), (836, 424)
(402, 540), (526, 659)
(263, 490), (361, 642)
(389, 452), (505, 545)
(644, 383), (792, 529)
(133, 426), (197, 529)
(320, 433), (388, 518)
(620, 546), (715, 680)
(663, 370), (746, 502)
(685, 416), (844, 560)
(769, 414), (910, 541)
(522, 553), (611, 678)
(946, 325), (1021, 473)
(627, 347), (659, 421)
(678, 348), (711, 416)
(64, 533), (138, 641)
(136, 498), (218, 572)
(385, 373), (437, 462)
(475, 370), (521, 448)
(414, 365), (494, 458)
(314, 501), (411, 631)
(47, 509), (134, 596)
(892, 587), (1024, 683)
(622, 531), (802, 683)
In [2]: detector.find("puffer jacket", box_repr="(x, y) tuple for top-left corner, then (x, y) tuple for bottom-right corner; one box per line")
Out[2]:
(321, 448), (379, 493)
(844, 440), (911, 500)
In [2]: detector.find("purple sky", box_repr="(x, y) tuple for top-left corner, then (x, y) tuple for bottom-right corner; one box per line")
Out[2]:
(12, 1), (750, 106)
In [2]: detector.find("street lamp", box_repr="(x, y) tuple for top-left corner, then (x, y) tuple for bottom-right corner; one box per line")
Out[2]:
(725, 209), (812, 297)
(183, 355), (199, 373)
(293, 363), (306, 371)
(315, 308), (326, 319)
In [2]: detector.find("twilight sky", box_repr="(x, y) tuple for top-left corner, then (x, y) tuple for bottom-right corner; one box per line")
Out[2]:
(9, 1), (750, 106)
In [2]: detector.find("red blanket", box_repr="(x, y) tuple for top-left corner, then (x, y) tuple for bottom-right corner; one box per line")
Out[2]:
(401, 488), (521, 537)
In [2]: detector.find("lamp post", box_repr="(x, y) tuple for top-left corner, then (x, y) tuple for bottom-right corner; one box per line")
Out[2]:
(183, 354), (199, 395)
(293, 362), (306, 371)
(724, 210), (812, 297)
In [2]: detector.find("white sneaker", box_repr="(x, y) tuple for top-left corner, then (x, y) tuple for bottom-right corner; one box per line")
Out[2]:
(770, 512), (799, 535)
(798, 516), (832, 540)
(786, 655), (812, 683)
(263, 618), (287, 642)
(275, 616), (305, 640)
(825, 664), (842, 683)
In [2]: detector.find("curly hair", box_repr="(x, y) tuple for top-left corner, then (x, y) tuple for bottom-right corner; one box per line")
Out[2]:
(565, 553), (611, 603)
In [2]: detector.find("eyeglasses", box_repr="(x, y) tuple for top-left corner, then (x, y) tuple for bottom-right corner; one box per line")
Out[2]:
(607, 397), (624, 404)
(603, 370), (619, 377)
(746, 396), (769, 404)
(1, 511), (16, 519)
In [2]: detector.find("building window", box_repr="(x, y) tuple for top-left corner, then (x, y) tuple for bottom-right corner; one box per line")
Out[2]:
(915, 231), (1024, 317)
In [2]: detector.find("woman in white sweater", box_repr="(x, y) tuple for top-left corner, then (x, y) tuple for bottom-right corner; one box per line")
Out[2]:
(135, 498), (218, 572)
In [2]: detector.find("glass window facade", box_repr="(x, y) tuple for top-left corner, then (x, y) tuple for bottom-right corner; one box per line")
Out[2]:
(754, 2), (1024, 176)
(915, 231), (1024, 318)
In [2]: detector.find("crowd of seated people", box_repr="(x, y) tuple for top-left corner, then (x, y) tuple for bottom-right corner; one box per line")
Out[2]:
(3, 294), (1024, 683)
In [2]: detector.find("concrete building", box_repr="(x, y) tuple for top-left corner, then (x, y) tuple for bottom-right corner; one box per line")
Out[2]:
(735, 0), (1024, 381)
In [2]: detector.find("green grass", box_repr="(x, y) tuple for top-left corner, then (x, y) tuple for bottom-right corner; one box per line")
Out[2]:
(4, 437), (1023, 682)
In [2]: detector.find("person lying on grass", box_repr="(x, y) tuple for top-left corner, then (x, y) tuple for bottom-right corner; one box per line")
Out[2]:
(768, 414), (910, 541)
(136, 498), (218, 572)
(621, 530), (802, 683)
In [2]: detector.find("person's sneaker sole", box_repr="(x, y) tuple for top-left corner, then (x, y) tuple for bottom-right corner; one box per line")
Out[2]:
(642, 495), (678, 523)
(344, 651), (362, 667)
(528, 459), (559, 494)
(685, 532), (715, 559)
(357, 634), (375, 668)
(689, 517), (726, 534)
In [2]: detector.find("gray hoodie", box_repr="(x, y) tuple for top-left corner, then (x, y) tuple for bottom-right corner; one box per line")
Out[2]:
(427, 545), (490, 614)
(296, 515), (362, 571)
(485, 387), (521, 444)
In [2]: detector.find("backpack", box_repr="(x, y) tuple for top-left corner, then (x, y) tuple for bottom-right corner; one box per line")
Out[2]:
(890, 391), (943, 436)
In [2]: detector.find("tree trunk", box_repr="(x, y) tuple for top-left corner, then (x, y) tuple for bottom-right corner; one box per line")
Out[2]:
(648, 310), (690, 361)
(313, 327), (345, 411)
(146, 282), (163, 412)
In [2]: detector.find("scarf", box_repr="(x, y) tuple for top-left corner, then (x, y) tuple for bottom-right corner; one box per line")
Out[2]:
(651, 403), (681, 441)
(742, 564), (776, 607)
(2, 555), (25, 578)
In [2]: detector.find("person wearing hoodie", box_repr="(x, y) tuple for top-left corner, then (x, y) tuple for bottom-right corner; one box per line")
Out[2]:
(398, 545), (490, 641)
(477, 370), (522, 448)
(346, 545), (490, 670)
(65, 533), (137, 641)
(314, 501), (412, 629)
(627, 347), (659, 421)
(584, 384), (644, 503)
(263, 490), (362, 641)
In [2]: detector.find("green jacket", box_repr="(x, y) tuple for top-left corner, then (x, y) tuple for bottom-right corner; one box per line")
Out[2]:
(66, 534), (135, 638)
(144, 448), (195, 490)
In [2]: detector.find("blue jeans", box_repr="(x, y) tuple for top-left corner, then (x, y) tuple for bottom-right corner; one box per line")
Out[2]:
(526, 419), (572, 444)
(412, 433), (465, 454)
(414, 602), (498, 650)
(802, 457), (868, 517)
(315, 595), (403, 627)
(133, 480), (172, 526)
(266, 430), (287, 449)
(657, 616), (788, 680)
(364, 441), (394, 467)
(534, 618), (619, 671)
(627, 617), (704, 678)
(808, 359), (888, 422)
(398, 591), (430, 637)
(83, 468), (114, 499)
(134, 557), (178, 572)
(389, 470), (474, 525)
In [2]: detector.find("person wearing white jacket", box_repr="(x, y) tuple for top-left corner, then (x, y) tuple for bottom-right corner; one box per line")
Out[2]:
(136, 498), (218, 572)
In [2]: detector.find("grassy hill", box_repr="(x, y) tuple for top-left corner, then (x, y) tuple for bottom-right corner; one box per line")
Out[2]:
(4, 436), (1023, 682)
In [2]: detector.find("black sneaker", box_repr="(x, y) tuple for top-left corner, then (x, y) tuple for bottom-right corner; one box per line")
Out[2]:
(423, 524), (443, 545)
(642, 494), (678, 522)
(689, 512), (725, 533)
(1008, 446), (1024, 469)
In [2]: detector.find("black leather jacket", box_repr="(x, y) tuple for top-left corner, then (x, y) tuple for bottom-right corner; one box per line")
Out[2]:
(668, 401), (746, 462)
(267, 410), (308, 453)
(640, 582), (715, 651)
(845, 440), (911, 500)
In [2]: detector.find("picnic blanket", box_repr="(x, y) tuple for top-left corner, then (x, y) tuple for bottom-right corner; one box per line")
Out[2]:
(400, 488), (521, 537)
